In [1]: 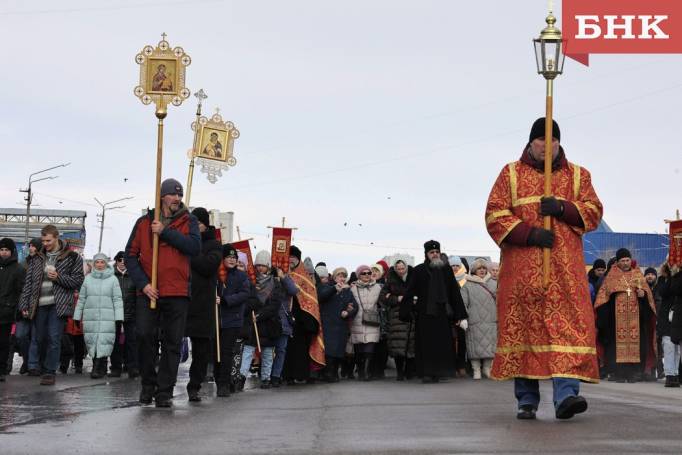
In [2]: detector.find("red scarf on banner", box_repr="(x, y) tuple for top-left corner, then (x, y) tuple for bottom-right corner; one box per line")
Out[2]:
(670, 220), (682, 268)
(271, 227), (293, 273)
(232, 239), (256, 284)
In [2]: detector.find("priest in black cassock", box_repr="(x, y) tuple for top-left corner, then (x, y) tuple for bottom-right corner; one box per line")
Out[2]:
(402, 240), (468, 383)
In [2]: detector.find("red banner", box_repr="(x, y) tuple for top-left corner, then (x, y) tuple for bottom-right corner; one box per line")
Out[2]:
(669, 220), (682, 268)
(271, 227), (293, 273)
(232, 239), (256, 284)
(563, 0), (682, 65)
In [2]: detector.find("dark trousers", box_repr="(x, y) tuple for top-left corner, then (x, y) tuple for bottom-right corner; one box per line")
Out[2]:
(110, 320), (138, 372)
(188, 336), (211, 391)
(0, 323), (11, 375)
(214, 327), (240, 385)
(370, 339), (389, 378)
(136, 296), (188, 398)
(60, 334), (86, 370)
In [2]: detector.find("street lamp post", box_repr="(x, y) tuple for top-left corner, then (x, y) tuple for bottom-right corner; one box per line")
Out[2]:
(94, 196), (134, 253)
(20, 163), (71, 249)
(533, 10), (566, 288)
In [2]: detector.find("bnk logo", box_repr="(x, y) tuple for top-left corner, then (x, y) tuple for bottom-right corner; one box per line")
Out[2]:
(562, 0), (682, 65)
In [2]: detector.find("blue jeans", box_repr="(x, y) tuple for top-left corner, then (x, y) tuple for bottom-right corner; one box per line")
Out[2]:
(29, 305), (66, 374)
(271, 335), (289, 379)
(514, 377), (580, 410)
(240, 345), (274, 380)
(662, 336), (681, 376)
(15, 319), (32, 362)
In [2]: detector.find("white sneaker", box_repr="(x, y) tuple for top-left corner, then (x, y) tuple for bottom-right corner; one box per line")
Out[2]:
(473, 369), (482, 380)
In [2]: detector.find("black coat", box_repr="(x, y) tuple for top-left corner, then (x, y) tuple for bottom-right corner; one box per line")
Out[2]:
(381, 266), (416, 357)
(186, 227), (222, 338)
(0, 253), (25, 324)
(320, 286), (357, 358)
(656, 277), (674, 338)
(242, 277), (284, 348)
(401, 261), (467, 377)
(114, 268), (137, 322)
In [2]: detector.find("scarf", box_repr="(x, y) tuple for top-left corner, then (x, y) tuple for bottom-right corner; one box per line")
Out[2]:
(427, 265), (448, 317)
(255, 273), (275, 304)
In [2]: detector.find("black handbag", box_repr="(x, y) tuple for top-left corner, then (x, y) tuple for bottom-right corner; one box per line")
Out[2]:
(357, 287), (380, 327)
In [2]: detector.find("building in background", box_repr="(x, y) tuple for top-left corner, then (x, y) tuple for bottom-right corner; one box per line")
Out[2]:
(583, 220), (669, 268)
(0, 208), (87, 261)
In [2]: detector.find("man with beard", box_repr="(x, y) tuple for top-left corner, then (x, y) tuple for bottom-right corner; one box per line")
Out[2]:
(401, 240), (467, 383)
(184, 208), (222, 402)
(485, 118), (603, 420)
(595, 249), (657, 383)
(125, 178), (201, 407)
(283, 245), (325, 384)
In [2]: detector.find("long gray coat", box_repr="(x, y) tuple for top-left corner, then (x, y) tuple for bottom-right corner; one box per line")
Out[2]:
(461, 274), (497, 360)
(350, 281), (382, 345)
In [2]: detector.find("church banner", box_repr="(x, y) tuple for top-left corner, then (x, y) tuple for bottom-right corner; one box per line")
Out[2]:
(669, 220), (682, 268)
(232, 239), (256, 284)
(271, 227), (293, 273)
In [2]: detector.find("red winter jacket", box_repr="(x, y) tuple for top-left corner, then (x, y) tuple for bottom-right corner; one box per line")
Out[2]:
(124, 206), (201, 298)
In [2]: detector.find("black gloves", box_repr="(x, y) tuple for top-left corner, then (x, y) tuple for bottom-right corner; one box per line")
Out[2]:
(540, 197), (564, 217)
(527, 227), (555, 248)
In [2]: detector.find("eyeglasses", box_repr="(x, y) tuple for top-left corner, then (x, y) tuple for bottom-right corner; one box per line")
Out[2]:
(359, 271), (372, 276)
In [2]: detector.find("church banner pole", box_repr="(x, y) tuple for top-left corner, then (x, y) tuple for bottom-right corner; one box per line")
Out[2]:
(543, 79), (553, 288)
(134, 33), (192, 309)
(185, 89), (207, 207)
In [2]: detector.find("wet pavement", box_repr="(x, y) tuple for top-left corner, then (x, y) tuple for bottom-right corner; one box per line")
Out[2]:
(1, 355), (682, 454)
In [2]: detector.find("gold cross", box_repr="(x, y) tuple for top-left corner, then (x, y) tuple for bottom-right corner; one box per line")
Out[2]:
(626, 288), (631, 297)
(161, 32), (167, 41)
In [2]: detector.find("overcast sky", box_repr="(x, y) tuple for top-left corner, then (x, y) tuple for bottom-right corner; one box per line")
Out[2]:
(1, 0), (680, 270)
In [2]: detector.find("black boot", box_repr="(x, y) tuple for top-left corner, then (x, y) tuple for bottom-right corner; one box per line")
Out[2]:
(217, 383), (230, 397)
(90, 358), (104, 379)
(405, 358), (415, 380)
(395, 356), (405, 381)
(362, 354), (374, 382)
(357, 357), (367, 381)
(330, 358), (340, 383)
(664, 375), (680, 388)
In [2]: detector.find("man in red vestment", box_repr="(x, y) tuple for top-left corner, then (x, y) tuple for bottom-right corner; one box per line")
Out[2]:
(485, 118), (603, 420)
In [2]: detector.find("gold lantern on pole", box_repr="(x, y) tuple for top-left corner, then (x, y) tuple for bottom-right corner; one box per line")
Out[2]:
(533, 11), (565, 288)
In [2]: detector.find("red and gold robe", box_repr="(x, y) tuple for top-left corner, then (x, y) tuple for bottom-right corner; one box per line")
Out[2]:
(289, 263), (326, 368)
(485, 150), (603, 382)
(594, 266), (656, 367)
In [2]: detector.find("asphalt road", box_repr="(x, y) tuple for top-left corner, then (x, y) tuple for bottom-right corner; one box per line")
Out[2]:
(1, 360), (681, 455)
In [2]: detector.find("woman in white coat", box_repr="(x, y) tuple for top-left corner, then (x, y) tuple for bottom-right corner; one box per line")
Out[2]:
(73, 253), (124, 379)
(350, 265), (382, 381)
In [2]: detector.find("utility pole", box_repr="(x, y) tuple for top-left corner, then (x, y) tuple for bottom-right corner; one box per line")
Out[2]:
(20, 163), (70, 250)
(95, 197), (134, 253)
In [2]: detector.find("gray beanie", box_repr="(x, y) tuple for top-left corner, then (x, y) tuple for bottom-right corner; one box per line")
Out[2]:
(303, 257), (315, 274)
(93, 253), (109, 262)
(254, 250), (271, 267)
(315, 265), (329, 277)
(160, 178), (183, 197)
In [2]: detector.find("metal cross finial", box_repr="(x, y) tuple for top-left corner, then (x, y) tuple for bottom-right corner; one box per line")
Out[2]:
(215, 107), (221, 115)
(194, 89), (207, 108)
(161, 32), (167, 41)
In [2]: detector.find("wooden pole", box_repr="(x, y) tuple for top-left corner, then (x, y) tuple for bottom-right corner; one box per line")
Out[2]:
(150, 107), (167, 309)
(215, 290), (221, 363)
(252, 311), (262, 353)
(543, 79), (554, 288)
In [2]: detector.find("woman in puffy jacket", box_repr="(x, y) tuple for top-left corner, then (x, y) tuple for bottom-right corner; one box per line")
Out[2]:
(350, 265), (382, 381)
(73, 253), (123, 379)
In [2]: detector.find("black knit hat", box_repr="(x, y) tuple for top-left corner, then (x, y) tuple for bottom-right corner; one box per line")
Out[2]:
(289, 245), (302, 261)
(592, 259), (607, 270)
(0, 238), (16, 253)
(529, 117), (561, 144)
(423, 240), (440, 253)
(114, 251), (125, 262)
(191, 207), (210, 227)
(616, 248), (632, 261)
(644, 267), (657, 277)
(222, 244), (238, 259)
(30, 237), (42, 250)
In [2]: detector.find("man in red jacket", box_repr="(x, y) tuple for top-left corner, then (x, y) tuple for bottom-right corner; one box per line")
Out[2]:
(125, 178), (201, 407)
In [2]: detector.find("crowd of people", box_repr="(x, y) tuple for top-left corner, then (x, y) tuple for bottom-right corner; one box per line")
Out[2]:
(1, 119), (681, 421)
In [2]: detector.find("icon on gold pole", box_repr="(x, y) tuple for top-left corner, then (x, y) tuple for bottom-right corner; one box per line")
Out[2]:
(533, 10), (565, 289)
(134, 33), (191, 309)
(192, 107), (240, 184)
